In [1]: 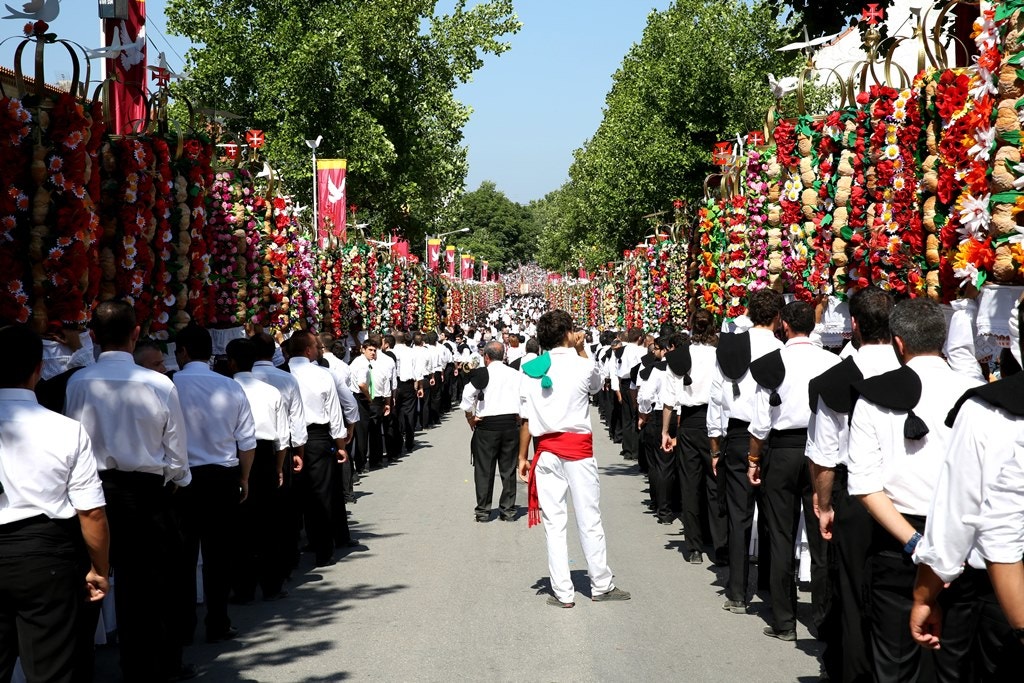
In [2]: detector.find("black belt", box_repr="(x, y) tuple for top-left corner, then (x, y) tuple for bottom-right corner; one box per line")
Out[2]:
(727, 418), (750, 431)
(0, 514), (78, 556)
(476, 414), (519, 431)
(98, 469), (163, 488)
(769, 427), (808, 439)
(398, 379), (415, 385)
(678, 404), (708, 419)
(307, 423), (331, 435)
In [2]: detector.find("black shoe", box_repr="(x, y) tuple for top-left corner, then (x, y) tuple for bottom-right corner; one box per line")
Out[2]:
(167, 663), (199, 681)
(263, 590), (289, 602)
(763, 626), (797, 642)
(314, 556), (336, 567)
(475, 515), (489, 523)
(722, 599), (747, 614)
(656, 517), (674, 525)
(500, 514), (516, 522)
(206, 626), (239, 644)
(686, 551), (703, 564)
(228, 593), (254, 606)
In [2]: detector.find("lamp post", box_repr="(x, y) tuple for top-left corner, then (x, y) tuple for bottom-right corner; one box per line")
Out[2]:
(425, 227), (469, 272)
(304, 135), (322, 243)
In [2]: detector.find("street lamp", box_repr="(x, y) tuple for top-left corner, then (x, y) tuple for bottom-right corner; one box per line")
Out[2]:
(425, 227), (470, 271)
(304, 135), (322, 242)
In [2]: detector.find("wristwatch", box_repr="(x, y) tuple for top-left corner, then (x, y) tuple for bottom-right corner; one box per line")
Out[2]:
(710, 450), (721, 458)
(903, 531), (923, 555)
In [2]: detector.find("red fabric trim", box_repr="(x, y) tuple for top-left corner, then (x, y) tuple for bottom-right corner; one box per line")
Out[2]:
(527, 432), (593, 528)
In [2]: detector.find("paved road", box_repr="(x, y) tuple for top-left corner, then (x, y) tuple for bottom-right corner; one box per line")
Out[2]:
(99, 409), (823, 682)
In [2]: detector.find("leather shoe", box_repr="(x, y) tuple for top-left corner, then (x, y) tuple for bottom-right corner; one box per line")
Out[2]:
(686, 551), (703, 564)
(722, 599), (747, 614)
(763, 626), (797, 642)
(206, 626), (239, 644)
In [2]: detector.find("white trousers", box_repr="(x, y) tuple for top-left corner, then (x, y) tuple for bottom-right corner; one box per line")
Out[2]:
(535, 451), (615, 602)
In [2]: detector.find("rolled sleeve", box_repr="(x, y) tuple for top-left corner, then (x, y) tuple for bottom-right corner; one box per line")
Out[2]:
(163, 388), (192, 487)
(944, 298), (984, 384)
(965, 451), (1024, 564)
(707, 366), (725, 437)
(234, 391), (258, 452)
(287, 386), (308, 448)
(847, 400), (884, 496)
(459, 383), (477, 413)
(747, 386), (771, 441)
(68, 427), (106, 511)
(807, 399), (843, 468)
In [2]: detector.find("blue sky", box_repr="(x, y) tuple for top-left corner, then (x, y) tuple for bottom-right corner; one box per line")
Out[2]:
(1, 0), (670, 204)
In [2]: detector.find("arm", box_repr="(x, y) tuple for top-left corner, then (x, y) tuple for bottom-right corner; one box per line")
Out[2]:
(857, 492), (918, 547)
(943, 297), (985, 384)
(234, 391), (258, 502)
(77, 507), (110, 602)
(987, 561), (1024, 640)
(516, 419), (532, 482)
(661, 405), (676, 452)
(747, 435), (764, 486)
(706, 364), (726, 440)
(810, 463), (836, 539)
(163, 387), (193, 487)
(237, 448), (255, 502)
(910, 563), (947, 650)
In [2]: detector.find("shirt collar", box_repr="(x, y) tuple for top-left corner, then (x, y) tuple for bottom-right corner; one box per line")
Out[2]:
(234, 371), (254, 380)
(289, 356), (311, 367)
(906, 355), (949, 373)
(181, 360), (212, 372)
(857, 344), (895, 359)
(98, 350), (134, 363)
(549, 347), (576, 357)
(254, 361), (274, 367)
(784, 336), (815, 348)
(0, 388), (39, 403)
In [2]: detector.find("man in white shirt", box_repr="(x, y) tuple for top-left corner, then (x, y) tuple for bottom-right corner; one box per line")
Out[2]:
(909, 304), (1024, 679)
(379, 334), (400, 464)
(847, 299), (982, 681)
(708, 289), (785, 614)
(288, 331), (353, 566)
(348, 335), (390, 472)
(424, 332), (445, 428)
(0, 325), (109, 683)
(637, 339), (670, 520)
(461, 341), (522, 522)
(173, 325), (256, 645)
(391, 331), (424, 454)
(227, 339), (291, 603)
(413, 332), (433, 430)
(807, 286), (899, 682)
(518, 310), (630, 608)
(747, 301), (840, 641)
(617, 329), (646, 463)
(65, 301), (194, 682)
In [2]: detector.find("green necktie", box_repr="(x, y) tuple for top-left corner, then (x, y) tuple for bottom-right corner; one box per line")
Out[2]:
(367, 364), (375, 400)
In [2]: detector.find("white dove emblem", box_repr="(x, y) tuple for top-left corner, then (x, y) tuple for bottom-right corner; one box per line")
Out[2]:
(767, 73), (799, 100)
(327, 175), (345, 205)
(3, 0), (60, 22)
(118, 21), (146, 70)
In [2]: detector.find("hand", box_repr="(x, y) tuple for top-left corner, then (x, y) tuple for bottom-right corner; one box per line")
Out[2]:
(661, 434), (675, 453)
(417, 388), (424, 398)
(454, 369), (459, 377)
(85, 570), (109, 602)
(292, 455), (304, 473)
(384, 403), (391, 417)
(711, 455), (719, 477)
(517, 458), (531, 483)
(909, 600), (943, 650)
(466, 415), (481, 431)
(819, 507), (835, 541)
(747, 464), (761, 487)
(429, 378), (436, 386)
(337, 448), (348, 464)
(637, 417), (646, 430)
(277, 471), (284, 488)
(239, 478), (249, 503)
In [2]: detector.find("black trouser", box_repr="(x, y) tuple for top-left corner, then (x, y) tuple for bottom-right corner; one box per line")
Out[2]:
(100, 470), (184, 681)
(761, 429), (827, 633)
(723, 419), (756, 603)
(176, 464), (240, 639)
(679, 405), (727, 557)
(383, 397), (401, 461)
(302, 425), (342, 563)
(470, 417), (519, 518)
(644, 411), (673, 519)
(354, 394), (384, 471)
(418, 378), (431, 429)
(234, 440), (287, 600)
(865, 515), (935, 682)
(428, 371), (442, 425)
(0, 517), (81, 683)
(827, 465), (874, 683)
(620, 385), (638, 461)
(608, 387), (622, 442)
(442, 364), (455, 412)
(395, 380), (418, 452)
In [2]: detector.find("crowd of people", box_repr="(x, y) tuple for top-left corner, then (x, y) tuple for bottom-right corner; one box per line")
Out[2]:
(3, 286), (1024, 682)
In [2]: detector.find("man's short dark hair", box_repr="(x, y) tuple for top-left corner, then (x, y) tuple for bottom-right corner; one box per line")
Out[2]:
(384, 334), (396, 348)
(849, 286), (894, 345)
(482, 341), (504, 361)
(781, 301), (815, 335)
(0, 325), (42, 387)
(537, 310), (573, 350)
(890, 299), (947, 356)
(176, 324), (213, 362)
(525, 337), (540, 355)
(748, 289), (785, 327)
(425, 331), (438, 345)
(413, 332), (424, 346)
(291, 330), (317, 357)
(659, 323), (675, 338)
(626, 328), (643, 344)
(364, 334), (382, 349)
(91, 300), (136, 348)
(250, 332), (276, 361)
(226, 338), (258, 373)
(599, 330), (615, 346)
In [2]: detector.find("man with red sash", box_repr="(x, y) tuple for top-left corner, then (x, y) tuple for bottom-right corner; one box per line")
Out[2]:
(517, 309), (630, 608)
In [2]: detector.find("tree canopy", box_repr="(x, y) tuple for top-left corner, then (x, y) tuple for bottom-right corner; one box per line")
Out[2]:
(445, 181), (537, 271)
(165, 0), (521, 245)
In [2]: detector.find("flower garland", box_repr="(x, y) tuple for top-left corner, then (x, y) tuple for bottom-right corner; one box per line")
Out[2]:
(833, 105), (870, 294)
(693, 199), (725, 317)
(744, 147), (775, 291)
(182, 139), (214, 328)
(290, 233), (319, 330)
(0, 97), (33, 324)
(775, 119), (801, 293)
(722, 194), (750, 318)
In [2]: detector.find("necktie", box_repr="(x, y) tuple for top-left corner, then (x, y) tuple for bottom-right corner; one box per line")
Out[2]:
(367, 364), (375, 400)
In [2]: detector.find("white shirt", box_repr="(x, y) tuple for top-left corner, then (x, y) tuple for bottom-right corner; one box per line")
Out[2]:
(429, 344), (446, 373)
(0, 389), (106, 524)
(616, 343), (646, 380)
(348, 354), (391, 399)
(749, 338), (840, 440)
(637, 365), (666, 414)
(518, 352), (538, 371)
(962, 441), (1024, 564)
(506, 344), (525, 364)
(234, 373), (289, 452)
(392, 343), (425, 382)
(65, 351), (191, 486)
(707, 327), (784, 437)
(414, 345), (434, 377)
(847, 355), (983, 515)
(374, 351), (398, 398)
(943, 298), (985, 384)
(251, 361), (308, 448)
(662, 344), (716, 409)
(321, 358), (360, 423)
(174, 362), (257, 467)
(287, 357), (347, 439)
(460, 361), (522, 417)
(520, 347), (602, 437)
(915, 397), (1024, 583)
(807, 344), (900, 469)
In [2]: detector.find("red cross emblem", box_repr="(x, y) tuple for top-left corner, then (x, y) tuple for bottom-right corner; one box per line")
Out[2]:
(245, 129), (265, 148)
(713, 141), (732, 165)
(224, 143), (239, 160)
(861, 4), (884, 26)
(747, 130), (766, 147)
(152, 67), (171, 88)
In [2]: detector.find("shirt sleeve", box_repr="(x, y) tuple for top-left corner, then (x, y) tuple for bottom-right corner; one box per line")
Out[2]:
(587, 358), (602, 395)
(846, 400), (885, 496)
(1011, 300), (1022, 369)
(336, 383), (360, 426)
(748, 385), (772, 441)
(324, 383), (347, 440)
(67, 425), (106, 511)
(637, 374), (658, 414)
(707, 364), (726, 438)
(287, 384), (308, 448)
(459, 382), (477, 413)
(273, 395), (289, 453)
(913, 401), (987, 583)
(163, 386), (192, 487)
(965, 450), (1024, 564)
(661, 374), (677, 410)
(807, 398), (843, 468)
(944, 298), (985, 384)
(233, 387), (258, 452)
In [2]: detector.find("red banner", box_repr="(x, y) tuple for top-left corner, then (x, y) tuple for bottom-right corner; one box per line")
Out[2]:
(578, 267), (587, 278)
(316, 159), (347, 246)
(391, 235), (410, 258)
(103, 1), (147, 135)
(460, 255), (474, 280)
(481, 261), (488, 282)
(427, 239), (441, 271)
(445, 245), (456, 277)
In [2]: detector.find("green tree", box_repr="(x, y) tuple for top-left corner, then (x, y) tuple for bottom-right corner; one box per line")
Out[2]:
(165, 0), (521, 245)
(446, 181), (533, 271)
(544, 0), (811, 269)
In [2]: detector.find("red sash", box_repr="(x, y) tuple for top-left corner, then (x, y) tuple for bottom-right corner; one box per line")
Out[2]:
(528, 432), (593, 527)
